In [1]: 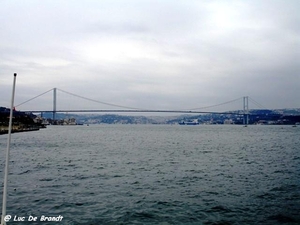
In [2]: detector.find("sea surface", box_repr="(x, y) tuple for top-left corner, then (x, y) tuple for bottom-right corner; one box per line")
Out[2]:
(0, 125), (299, 225)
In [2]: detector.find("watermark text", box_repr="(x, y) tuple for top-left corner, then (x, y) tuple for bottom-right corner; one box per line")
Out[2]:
(4, 215), (63, 222)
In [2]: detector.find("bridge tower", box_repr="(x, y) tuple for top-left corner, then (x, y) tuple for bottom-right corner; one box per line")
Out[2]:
(243, 96), (249, 126)
(53, 88), (57, 121)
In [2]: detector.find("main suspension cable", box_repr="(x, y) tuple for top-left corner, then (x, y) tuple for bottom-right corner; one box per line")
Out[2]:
(57, 88), (143, 110)
(184, 97), (243, 111)
(15, 88), (54, 107)
(249, 97), (266, 109)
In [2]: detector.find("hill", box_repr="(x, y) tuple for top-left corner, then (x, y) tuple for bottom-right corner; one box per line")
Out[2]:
(40, 108), (300, 125)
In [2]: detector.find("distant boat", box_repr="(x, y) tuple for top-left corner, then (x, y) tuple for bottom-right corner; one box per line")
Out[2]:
(179, 119), (199, 125)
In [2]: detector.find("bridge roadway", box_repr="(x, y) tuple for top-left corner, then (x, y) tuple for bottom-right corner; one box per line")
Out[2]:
(23, 109), (245, 115)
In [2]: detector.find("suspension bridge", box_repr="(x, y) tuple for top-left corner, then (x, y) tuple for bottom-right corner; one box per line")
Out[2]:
(15, 88), (267, 125)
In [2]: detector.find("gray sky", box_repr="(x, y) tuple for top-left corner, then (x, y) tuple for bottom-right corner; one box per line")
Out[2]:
(1, 0), (299, 113)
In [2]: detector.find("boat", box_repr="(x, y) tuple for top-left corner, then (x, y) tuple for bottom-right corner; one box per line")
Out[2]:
(179, 119), (199, 125)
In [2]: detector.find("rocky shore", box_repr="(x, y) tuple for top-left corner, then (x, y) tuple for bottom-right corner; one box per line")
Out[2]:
(0, 126), (41, 135)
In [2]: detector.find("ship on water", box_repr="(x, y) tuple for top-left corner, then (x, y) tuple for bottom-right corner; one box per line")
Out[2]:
(179, 119), (199, 125)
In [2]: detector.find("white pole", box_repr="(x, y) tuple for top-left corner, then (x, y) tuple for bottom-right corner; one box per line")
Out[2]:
(1, 73), (17, 225)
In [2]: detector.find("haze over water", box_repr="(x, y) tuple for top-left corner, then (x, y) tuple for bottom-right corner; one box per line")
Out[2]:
(0, 125), (299, 224)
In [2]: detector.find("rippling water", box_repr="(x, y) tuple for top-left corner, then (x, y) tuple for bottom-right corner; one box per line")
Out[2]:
(0, 125), (299, 224)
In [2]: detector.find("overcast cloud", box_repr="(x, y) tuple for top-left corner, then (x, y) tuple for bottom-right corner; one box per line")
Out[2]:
(1, 0), (299, 112)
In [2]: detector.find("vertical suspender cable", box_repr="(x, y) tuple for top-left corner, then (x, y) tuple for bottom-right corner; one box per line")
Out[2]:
(1, 73), (17, 225)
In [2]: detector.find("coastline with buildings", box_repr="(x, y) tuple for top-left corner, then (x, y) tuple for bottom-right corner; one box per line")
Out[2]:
(0, 107), (45, 135)
(41, 108), (300, 125)
(1, 106), (300, 135)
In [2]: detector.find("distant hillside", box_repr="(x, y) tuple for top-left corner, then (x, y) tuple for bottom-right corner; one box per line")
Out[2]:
(41, 112), (157, 124)
(167, 109), (300, 125)
(39, 108), (300, 125)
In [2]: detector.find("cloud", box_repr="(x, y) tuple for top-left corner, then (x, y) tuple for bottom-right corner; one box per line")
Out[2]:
(1, 0), (299, 112)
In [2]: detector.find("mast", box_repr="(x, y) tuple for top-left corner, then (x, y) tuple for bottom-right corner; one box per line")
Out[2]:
(1, 73), (17, 225)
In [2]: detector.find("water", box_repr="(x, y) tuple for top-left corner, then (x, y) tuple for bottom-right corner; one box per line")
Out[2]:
(0, 125), (299, 225)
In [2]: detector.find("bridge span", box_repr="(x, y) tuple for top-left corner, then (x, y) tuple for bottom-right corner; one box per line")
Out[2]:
(23, 109), (245, 115)
(17, 88), (251, 125)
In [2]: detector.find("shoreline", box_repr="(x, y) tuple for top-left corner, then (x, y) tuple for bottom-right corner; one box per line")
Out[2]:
(0, 127), (40, 135)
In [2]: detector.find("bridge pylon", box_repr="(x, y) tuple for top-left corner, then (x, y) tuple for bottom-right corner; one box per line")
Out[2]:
(53, 88), (57, 120)
(243, 96), (249, 126)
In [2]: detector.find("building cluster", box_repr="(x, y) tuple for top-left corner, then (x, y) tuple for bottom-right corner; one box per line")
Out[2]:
(168, 109), (300, 125)
(43, 117), (79, 125)
(0, 107), (45, 134)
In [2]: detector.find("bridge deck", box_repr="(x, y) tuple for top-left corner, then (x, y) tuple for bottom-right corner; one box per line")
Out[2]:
(23, 109), (245, 115)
